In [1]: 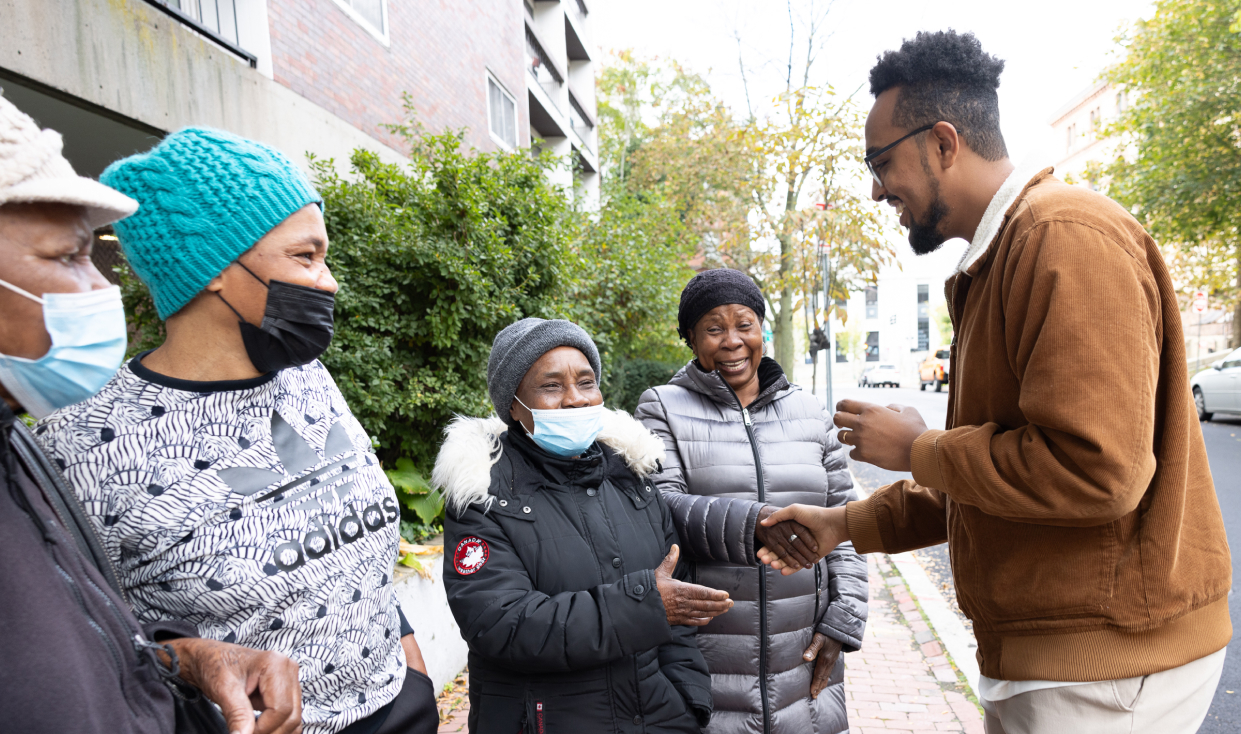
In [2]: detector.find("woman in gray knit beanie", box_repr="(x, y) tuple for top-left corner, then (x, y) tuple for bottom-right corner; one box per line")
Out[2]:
(433, 317), (733, 733)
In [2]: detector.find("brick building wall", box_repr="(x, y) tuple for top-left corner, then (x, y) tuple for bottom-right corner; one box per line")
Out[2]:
(266, 0), (528, 156)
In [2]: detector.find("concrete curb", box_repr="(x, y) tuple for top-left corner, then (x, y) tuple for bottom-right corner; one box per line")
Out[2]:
(887, 552), (980, 697)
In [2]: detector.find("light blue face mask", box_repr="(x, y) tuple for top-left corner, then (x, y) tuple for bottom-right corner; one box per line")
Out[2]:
(515, 397), (606, 458)
(0, 278), (127, 419)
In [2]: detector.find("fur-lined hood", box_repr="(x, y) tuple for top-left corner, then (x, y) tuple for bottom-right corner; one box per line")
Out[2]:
(431, 408), (666, 516)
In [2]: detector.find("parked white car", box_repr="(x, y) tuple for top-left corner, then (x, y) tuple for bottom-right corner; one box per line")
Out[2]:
(860, 363), (901, 388)
(1191, 346), (1241, 420)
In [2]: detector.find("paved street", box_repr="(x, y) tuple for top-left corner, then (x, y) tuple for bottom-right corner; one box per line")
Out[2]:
(1198, 412), (1241, 733)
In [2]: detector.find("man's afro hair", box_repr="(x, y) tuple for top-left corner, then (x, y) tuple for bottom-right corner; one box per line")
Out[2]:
(868, 30), (1008, 161)
(869, 30), (1004, 98)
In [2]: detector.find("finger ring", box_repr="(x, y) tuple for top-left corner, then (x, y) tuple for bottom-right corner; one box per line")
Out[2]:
(789, 534), (798, 543)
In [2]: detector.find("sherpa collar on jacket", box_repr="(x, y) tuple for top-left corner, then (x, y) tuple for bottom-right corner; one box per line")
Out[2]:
(956, 164), (1054, 275)
(432, 407), (665, 516)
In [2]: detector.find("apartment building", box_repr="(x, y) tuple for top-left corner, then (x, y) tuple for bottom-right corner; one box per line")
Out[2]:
(1048, 80), (1127, 190)
(0, 0), (598, 197)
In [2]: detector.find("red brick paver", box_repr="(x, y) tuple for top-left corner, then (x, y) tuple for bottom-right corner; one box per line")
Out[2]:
(847, 555), (984, 734)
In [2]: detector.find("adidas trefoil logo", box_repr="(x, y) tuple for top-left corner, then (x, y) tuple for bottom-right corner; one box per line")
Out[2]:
(217, 412), (399, 575)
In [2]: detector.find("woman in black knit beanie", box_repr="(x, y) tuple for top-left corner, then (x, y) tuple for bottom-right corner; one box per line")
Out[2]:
(635, 268), (868, 734)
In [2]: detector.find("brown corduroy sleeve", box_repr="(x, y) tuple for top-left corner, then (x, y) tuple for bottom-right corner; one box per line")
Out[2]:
(845, 479), (949, 554)
(912, 218), (1160, 527)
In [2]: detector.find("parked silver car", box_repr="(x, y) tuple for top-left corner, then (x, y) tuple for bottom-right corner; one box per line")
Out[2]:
(1191, 346), (1241, 420)
(860, 363), (901, 388)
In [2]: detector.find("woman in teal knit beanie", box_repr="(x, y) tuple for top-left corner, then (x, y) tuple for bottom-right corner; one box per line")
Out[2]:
(36, 128), (438, 734)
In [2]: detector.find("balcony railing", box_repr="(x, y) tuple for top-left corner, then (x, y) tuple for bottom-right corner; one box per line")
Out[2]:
(526, 27), (562, 112)
(144, 0), (257, 68)
(568, 93), (593, 151)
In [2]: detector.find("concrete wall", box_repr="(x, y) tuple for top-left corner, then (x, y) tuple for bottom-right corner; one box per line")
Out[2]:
(393, 554), (470, 693)
(0, 0), (407, 176)
(267, 0), (529, 156)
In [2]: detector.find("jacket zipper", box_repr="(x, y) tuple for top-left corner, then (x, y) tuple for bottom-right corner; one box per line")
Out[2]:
(7, 426), (135, 681)
(742, 407), (772, 734)
(53, 562), (126, 681)
(813, 563), (822, 629)
(11, 428), (131, 605)
(721, 378), (772, 734)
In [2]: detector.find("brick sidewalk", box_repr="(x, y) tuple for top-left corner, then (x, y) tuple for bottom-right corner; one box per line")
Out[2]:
(847, 554), (984, 733)
(436, 669), (469, 733)
(436, 554), (984, 734)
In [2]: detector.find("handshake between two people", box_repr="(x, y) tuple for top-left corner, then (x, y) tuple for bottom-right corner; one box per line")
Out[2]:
(756, 399), (929, 576)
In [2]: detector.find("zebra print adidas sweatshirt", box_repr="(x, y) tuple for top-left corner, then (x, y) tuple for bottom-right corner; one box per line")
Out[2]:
(35, 355), (406, 734)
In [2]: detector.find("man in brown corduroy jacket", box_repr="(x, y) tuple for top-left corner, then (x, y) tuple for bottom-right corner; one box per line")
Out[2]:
(758, 30), (1232, 734)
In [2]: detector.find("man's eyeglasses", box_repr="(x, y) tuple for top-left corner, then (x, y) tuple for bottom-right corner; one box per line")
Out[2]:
(863, 123), (937, 188)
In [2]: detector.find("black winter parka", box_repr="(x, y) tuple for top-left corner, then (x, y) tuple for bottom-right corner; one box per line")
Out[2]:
(437, 410), (712, 734)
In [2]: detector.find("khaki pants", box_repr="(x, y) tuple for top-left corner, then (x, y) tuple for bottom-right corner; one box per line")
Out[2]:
(982, 648), (1226, 734)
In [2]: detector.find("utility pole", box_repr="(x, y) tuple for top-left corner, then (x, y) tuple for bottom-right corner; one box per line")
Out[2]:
(1193, 291), (1208, 370)
(821, 242), (834, 413)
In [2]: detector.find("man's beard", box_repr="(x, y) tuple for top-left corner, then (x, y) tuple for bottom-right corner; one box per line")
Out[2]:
(908, 188), (949, 255)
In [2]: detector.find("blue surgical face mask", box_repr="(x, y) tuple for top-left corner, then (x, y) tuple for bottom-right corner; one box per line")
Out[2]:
(515, 397), (606, 458)
(0, 278), (128, 419)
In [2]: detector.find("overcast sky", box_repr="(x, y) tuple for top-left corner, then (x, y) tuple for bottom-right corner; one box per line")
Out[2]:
(594, 0), (1155, 167)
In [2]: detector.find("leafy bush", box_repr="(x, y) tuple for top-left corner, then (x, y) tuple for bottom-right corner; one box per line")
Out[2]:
(312, 130), (574, 471)
(604, 357), (685, 414)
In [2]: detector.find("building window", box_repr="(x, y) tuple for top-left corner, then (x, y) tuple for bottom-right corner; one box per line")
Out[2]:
(836, 337), (847, 363)
(331, 0), (388, 43)
(865, 285), (878, 320)
(865, 331), (879, 362)
(916, 284), (929, 351)
(488, 75), (518, 150)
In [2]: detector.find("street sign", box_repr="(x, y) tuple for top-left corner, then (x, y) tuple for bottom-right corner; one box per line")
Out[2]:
(1192, 291), (1208, 313)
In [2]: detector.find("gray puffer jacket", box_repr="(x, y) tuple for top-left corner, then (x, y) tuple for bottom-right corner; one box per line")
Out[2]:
(635, 357), (868, 734)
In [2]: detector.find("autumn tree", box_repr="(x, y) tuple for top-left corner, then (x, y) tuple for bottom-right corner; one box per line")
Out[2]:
(735, 86), (893, 372)
(1105, 0), (1241, 347)
(596, 52), (754, 267)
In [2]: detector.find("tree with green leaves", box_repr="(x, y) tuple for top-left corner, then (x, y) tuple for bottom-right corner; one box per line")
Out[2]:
(596, 51), (894, 376)
(1105, 0), (1241, 347)
(737, 86), (894, 372)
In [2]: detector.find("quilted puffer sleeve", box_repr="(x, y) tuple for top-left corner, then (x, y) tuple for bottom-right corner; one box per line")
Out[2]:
(653, 484), (713, 727)
(635, 387), (763, 566)
(816, 424), (869, 652)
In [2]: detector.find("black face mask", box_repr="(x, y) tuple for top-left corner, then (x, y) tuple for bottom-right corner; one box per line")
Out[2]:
(217, 264), (336, 374)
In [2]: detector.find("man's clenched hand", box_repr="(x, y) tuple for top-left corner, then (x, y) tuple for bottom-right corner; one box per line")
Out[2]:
(834, 399), (929, 472)
(655, 544), (733, 626)
(166, 637), (302, 734)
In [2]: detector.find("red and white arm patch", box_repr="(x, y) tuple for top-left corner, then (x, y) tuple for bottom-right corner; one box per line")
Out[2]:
(453, 536), (490, 575)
